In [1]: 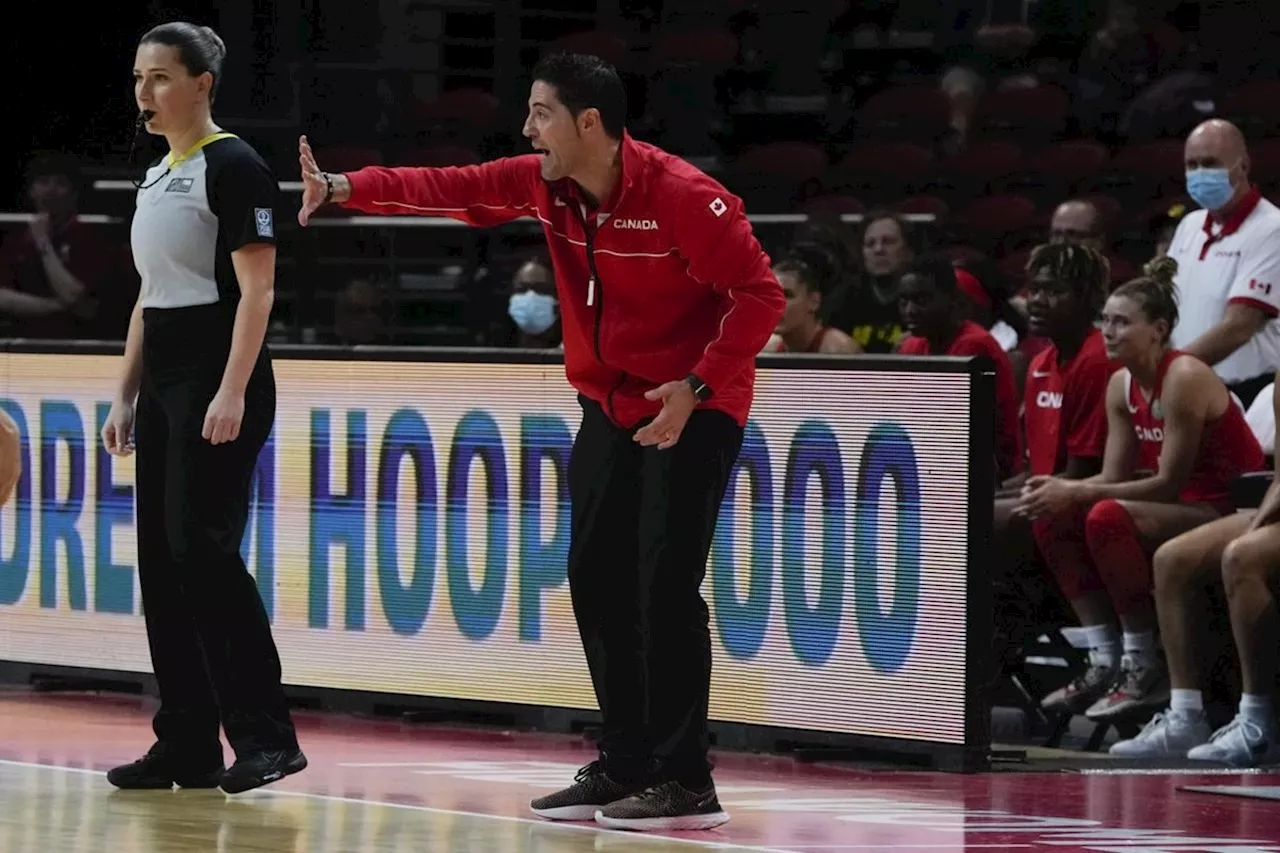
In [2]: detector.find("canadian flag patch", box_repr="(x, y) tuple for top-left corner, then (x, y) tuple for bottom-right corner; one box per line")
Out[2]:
(709, 197), (727, 217)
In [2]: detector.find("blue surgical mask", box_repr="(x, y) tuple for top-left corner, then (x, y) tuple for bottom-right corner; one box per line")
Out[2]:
(508, 290), (558, 335)
(1186, 167), (1235, 212)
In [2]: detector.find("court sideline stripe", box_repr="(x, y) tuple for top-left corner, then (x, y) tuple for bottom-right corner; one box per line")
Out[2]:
(0, 759), (798, 853)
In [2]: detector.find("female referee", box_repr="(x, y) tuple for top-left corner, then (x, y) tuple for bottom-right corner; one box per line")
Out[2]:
(1017, 256), (1265, 724)
(100, 21), (306, 794)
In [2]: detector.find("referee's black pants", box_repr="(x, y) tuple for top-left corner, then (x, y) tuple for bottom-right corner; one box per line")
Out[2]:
(568, 395), (743, 789)
(135, 305), (297, 765)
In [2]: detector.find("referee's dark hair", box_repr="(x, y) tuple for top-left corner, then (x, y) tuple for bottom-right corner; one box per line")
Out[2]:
(531, 52), (627, 140)
(140, 22), (228, 103)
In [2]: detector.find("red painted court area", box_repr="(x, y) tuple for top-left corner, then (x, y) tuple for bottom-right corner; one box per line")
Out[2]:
(1, 692), (1279, 852)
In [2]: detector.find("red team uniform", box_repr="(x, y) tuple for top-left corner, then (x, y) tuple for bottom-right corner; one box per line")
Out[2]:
(899, 319), (1023, 477)
(1123, 350), (1265, 510)
(1023, 329), (1119, 477)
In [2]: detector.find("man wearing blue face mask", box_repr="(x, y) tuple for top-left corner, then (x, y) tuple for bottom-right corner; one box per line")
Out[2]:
(1167, 119), (1280, 409)
(507, 256), (562, 349)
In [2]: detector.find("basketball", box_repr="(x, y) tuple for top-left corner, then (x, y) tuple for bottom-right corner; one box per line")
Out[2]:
(0, 407), (21, 507)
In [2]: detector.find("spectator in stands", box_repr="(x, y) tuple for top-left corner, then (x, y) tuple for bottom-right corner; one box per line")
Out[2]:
(1110, 376), (1280, 764)
(896, 254), (1023, 481)
(1150, 201), (1187, 260)
(825, 210), (916, 354)
(1048, 199), (1135, 287)
(507, 254), (561, 349)
(1168, 119), (1280, 410)
(0, 151), (114, 339)
(1074, 0), (1161, 138)
(940, 65), (983, 155)
(1008, 244), (1122, 714)
(1017, 257), (1266, 722)
(761, 242), (860, 355)
(332, 277), (387, 345)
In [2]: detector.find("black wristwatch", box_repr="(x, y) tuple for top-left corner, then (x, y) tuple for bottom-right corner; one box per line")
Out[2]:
(685, 373), (712, 402)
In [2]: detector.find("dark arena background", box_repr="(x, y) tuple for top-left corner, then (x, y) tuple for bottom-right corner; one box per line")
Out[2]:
(1, 1), (1280, 851)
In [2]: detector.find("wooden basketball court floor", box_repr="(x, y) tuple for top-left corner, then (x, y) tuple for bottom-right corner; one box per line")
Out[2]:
(1, 691), (1279, 852)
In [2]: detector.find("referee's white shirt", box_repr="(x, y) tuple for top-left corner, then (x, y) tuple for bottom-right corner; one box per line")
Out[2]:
(1168, 187), (1280, 384)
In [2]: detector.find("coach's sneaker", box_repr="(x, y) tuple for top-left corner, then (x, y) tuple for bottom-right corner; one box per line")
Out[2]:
(1085, 654), (1170, 720)
(107, 743), (224, 790)
(1041, 653), (1118, 714)
(594, 781), (729, 832)
(530, 761), (644, 821)
(1187, 716), (1280, 767)
(1108, 710), (1212, 758)
(219, 747), (308, 794)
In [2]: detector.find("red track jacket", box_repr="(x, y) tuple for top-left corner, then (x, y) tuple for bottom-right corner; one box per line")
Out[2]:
(341, 131), (784, 428)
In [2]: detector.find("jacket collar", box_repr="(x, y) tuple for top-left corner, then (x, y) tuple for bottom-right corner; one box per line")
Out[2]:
(548, 129), (640, 212)
(1206, 184), (1261, 235)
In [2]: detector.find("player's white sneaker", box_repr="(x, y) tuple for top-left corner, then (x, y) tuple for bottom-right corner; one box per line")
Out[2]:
(1187, 716), (1280, 767)
(1108, 710), (1211, 758)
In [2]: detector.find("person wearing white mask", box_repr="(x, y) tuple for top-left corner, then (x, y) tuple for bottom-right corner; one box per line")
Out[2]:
(507, 256), (561, 349)
(1167, 118), (1280, 409)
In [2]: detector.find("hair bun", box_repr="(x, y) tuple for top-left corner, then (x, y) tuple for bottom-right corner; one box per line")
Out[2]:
(1140, 254), (1179, 294)
(201, 26), (227, 58)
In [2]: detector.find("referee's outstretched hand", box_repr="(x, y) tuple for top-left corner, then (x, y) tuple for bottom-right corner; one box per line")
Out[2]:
(634, 381), (698, 450)
(297, 135), (327, 227)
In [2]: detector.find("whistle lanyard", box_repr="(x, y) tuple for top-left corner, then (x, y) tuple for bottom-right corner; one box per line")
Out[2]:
(137, 131), (239, 190)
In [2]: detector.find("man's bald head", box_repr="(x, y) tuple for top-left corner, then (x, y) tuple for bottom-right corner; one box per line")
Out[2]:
(1050, 199), (1105, 252)
(1184, 119), (1251, 213)
(1185, 118), (1248, 168)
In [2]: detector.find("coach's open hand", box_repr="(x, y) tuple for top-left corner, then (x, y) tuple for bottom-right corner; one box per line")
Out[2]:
(297, 136), (351, 227)
(634, 380), (698, 450)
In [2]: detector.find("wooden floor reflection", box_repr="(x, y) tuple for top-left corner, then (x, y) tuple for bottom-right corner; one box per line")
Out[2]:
(0, 761), (703, 853)
(1, 693), (1278, 853)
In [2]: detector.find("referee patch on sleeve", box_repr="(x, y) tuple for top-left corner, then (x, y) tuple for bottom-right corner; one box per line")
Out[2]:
(255, 208), (274, 238)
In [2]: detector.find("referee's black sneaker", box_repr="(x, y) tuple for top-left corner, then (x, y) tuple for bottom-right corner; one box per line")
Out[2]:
(106, 743), (224, 790)
(219, 747), (308, 794)
(529, 761), (645, 821)
(594, 780), (730, 831)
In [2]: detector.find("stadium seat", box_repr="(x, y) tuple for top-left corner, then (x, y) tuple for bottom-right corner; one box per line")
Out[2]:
(1221, 81), (1280, 137)
(653, 28), (739, 67)
(801, 194), (866, 217)
(895, 194), (950, 218)
(1085, 139), (1185, 207)
(937, 140), (1025, 198)
(956, 194), (1039, 251)
(395, 146), (482, 167)
(1022, 141), (1111, 198)
(733, 141), (828, 181)
(973, 85), (1069, 145)
(726, 141), (828, 211)
(548, 30), (632, 71)
(413, 89), (501, 130)
(854, 85), (952, 144)
(825, 142), (936, 201)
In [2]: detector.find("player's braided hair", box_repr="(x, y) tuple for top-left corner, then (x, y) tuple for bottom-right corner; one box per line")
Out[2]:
(1111, 255), (1180, 342)
(1024, 242), (1111, 315)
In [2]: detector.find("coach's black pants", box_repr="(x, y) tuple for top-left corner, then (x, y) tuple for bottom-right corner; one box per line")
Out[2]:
(135, 305), (296, 764)
(568, 396), (743, 788)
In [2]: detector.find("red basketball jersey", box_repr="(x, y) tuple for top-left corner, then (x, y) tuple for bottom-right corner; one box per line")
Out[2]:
(1023, 329), (1119, 477)
(1124, 350), (1266, 504)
